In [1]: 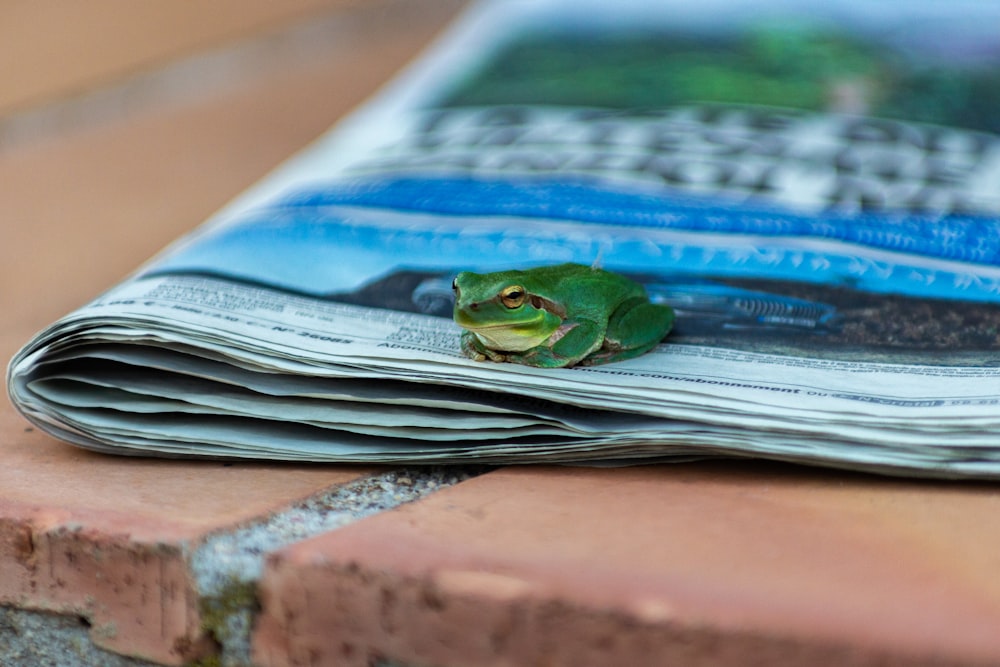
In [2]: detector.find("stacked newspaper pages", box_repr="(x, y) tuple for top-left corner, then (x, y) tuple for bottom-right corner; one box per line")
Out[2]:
(8, 0), (1000, 477)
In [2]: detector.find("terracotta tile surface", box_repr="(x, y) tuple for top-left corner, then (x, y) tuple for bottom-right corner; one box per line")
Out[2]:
(256, 464), (1000, 667)
(0, 0), (355, 114)
(0, 395), (369, 539)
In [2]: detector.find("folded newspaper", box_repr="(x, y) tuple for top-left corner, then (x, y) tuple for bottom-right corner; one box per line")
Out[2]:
(8, 0), (1000, 477)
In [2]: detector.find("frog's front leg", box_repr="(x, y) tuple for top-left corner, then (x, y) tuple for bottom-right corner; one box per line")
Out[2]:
(505, 319), (604, 368)
(460, 330), (508, 362)
(580, 297), (674, 366)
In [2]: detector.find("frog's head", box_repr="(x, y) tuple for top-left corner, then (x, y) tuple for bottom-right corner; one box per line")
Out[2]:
(452, 270), (563, 352)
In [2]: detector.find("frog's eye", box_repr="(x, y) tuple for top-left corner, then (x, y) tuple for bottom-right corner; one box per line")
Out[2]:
(451, 278), (458, 292)
(500, 285), (526, 309)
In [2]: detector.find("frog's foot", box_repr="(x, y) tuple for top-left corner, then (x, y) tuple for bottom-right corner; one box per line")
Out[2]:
(464, 347), (509, 363)
(460, 331), (508, 362)
(480, 349), (509, 363)
(467, 349), (507, 362)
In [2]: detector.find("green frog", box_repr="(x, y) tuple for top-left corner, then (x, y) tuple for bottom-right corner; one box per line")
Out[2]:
(452, 263), (674, 368)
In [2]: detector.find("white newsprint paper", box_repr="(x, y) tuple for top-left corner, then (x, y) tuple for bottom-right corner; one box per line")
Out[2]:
(9, 0), (1000, 477)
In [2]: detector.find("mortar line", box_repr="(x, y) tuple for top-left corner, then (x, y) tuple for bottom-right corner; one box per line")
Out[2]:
(189, 465), (490, 666)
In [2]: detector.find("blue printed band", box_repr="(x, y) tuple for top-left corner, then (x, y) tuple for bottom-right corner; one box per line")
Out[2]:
(278, 176), (1000, 267)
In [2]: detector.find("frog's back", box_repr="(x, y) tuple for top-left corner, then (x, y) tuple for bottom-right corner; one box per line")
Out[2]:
(521, 263), (599, 289)
(560, 263), (644, 293)
(526, 263), (647, 309)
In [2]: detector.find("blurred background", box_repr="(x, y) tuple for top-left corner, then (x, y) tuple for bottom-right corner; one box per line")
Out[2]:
(0, 0), (463, 341)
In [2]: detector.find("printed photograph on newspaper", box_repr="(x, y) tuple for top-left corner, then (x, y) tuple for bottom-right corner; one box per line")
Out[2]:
(146, 0), (1000, 367)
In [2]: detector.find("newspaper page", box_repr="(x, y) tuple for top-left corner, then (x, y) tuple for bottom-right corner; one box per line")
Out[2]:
(8, 0), (1000, 477)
